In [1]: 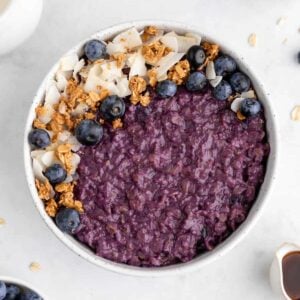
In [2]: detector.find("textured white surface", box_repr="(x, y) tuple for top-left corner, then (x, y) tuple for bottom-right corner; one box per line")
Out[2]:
(0, 0), (299, 299)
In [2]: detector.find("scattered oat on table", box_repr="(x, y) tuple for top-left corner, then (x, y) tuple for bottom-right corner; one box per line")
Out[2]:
(276, 16), (287, 26)
(0, 218), (6, 226)
(282, 38), (288, 45)
(291, 106), (300, 121)
(29, 262), (41, 272)
(248, 33), (257, 47)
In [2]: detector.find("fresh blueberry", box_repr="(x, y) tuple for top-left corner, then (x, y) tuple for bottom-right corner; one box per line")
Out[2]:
(298, 51), (300, 63)
(229, 72), (251, 93)
(28, 129), (50, 149)
(186, 45), (206, 69)
(0, 281), (6, 300)
(19, 290), (42, 300)
(44, 164), (67, 185)
(84, 39), (107, 61)
(156, 80), (177, 98)
(99, 95), (126, 121)
(214, 55), (237, 76)
(213, 80), (233, 100)
(55, 208), (80, 234)
(186, 72), (207, 92)
(4, 284), (20, 300)
(75, 119), (103, 146)
(240, 98), (262, 117)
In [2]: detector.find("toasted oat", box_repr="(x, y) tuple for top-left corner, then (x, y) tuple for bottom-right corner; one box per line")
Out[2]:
(248, 33), (257, 47)
(55, 182), (74, 193)
(29, 262), (41, 272)
(59, 192), (83, 213)
(0, 217), (6, 226)
(35, 179), (53, 201)
(139, 92), (151, 107)
(33, 118), (46, 129)
(55, 144), (73, 174)
(277, 16), (287, 26)
(45, 198), (58, 217)
(142, 41), (170, 65)
(147, 68), (158, 87)
(35, 106), (48, 118)
(129, 76), (147, 105)
(112, 118), (123, 129)
(110, 53), (126, 68)
(200, 41), (220, 68)
(168, 59), (190, 84)
(237, 110), (246, 121)
(291, 105), (300, 121)
(141, 26), (159, 42)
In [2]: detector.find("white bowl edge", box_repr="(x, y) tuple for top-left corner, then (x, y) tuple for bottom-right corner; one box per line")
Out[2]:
(23, 20), (279, 277)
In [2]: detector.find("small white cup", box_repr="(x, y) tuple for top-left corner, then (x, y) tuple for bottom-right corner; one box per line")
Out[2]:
(0, 0), (43, 55)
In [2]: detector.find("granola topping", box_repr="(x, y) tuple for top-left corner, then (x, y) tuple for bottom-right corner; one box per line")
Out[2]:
(168, 59), (190, 84)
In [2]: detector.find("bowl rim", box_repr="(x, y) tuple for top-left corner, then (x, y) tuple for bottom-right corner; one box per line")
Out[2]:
(0, 276), (47, 299)
(24, 20), (279, 277)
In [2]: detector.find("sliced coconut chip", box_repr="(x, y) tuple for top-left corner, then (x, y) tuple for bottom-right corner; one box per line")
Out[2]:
(241, 90), (256, 99)
(73, 59), (85, 80)
(31, 150), (46, 160)
(99, 61), (123, 81)
(55, 70), (68, 91)
(116, 77), (131, 97)
(113, 27), (142, 49)
(231, 97), (245, 112)
(67, 135), (81, 152)
(185, 32), (201, 45)
(176, 36), (198, 53)
(45, 84), (61, 106)
(59, 53), (79, 71)
(72, 102), (89, 116)
(206, 61), (216, 80)
(160, 35), (178, 52)
(32, 159), (46, 182)
(163, 31), (177, 37)
(129, 51), (147, 78)
(209, 76), (223, 88)
(106, 42), (126, 55)
(40, 151), (57, 167)
(144, 29), (164, 45)
(38, 104), (54, 124)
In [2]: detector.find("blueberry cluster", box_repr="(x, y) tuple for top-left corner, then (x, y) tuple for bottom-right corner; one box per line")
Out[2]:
(0, 281), (42, 300)
(156, 45), (262, 117)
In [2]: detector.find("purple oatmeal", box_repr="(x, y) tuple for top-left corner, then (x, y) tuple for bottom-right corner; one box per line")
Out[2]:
(74, 87), (269, 267)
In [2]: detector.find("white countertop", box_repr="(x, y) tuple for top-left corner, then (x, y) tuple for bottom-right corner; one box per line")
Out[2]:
(0, 0), (300, 299)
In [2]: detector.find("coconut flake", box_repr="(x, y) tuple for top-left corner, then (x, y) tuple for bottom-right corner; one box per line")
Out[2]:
(31, 150), (45, 160)
(209, 76), (223, 88)
(73, 59), (85, 80)
(160, 35), (179, 52)
(55, 71), (68, 91)
(231, 97), (245, 112)
(45, 84), (61, 106)
(72, 103), (89, 116)
(38, 104), (54, 124)
(69, 153), (81, 174)
(57, 131), (71, 142)
(128, 52), (147, 78)
(112, 27), (142, 49)
(67, 135), (81, 152)
(185, 32), (201, 45)
(115, 77), (131, 97)
(176, 36), (198, 53)
(155, 52), (185, 80)
(59, 53), (79, 71)
(241, 90), (256, 99)
(106, 42), (126, 55)
(32, 159), (46, 182)
(40, 151), (57, 167)
(206, 61), (216, 80)
(144, 29), (164, 45)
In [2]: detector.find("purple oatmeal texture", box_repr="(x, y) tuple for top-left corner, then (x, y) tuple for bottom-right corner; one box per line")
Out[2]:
(74, 86), (269, 267)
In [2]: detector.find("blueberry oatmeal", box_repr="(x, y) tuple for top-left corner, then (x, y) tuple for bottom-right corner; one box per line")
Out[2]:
(28, 26), (270, 267)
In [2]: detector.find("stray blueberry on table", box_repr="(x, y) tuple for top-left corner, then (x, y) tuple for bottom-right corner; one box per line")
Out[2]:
(186, 72), (207, 92)
(99, 95), (126, 121)
(28, 129), (50, 149)
(297, 51), (300, 64)
(186, 45), (206, 69)
(0, 281), (6, 300)
(84, 39), (107, 61)
(44, 164), (67, 185)
(240, 98), (262, 117)
(229, 72), (251, 93)
(55, 208), (80, 234)
(75, 119), (103, 146)
(213, 80), (233, 100)
(214, 55), (237, 76)
(19, 290), (42, 300)
(156, 80), (177, 98)
(4, 284), (21, 300)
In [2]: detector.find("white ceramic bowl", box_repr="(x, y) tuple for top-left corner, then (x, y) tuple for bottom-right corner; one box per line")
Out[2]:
(0, 276), (46, 299)
(24, 20), (278, 277)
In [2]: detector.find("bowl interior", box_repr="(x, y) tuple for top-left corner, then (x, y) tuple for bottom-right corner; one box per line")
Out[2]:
(24, 20), (278, 277)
